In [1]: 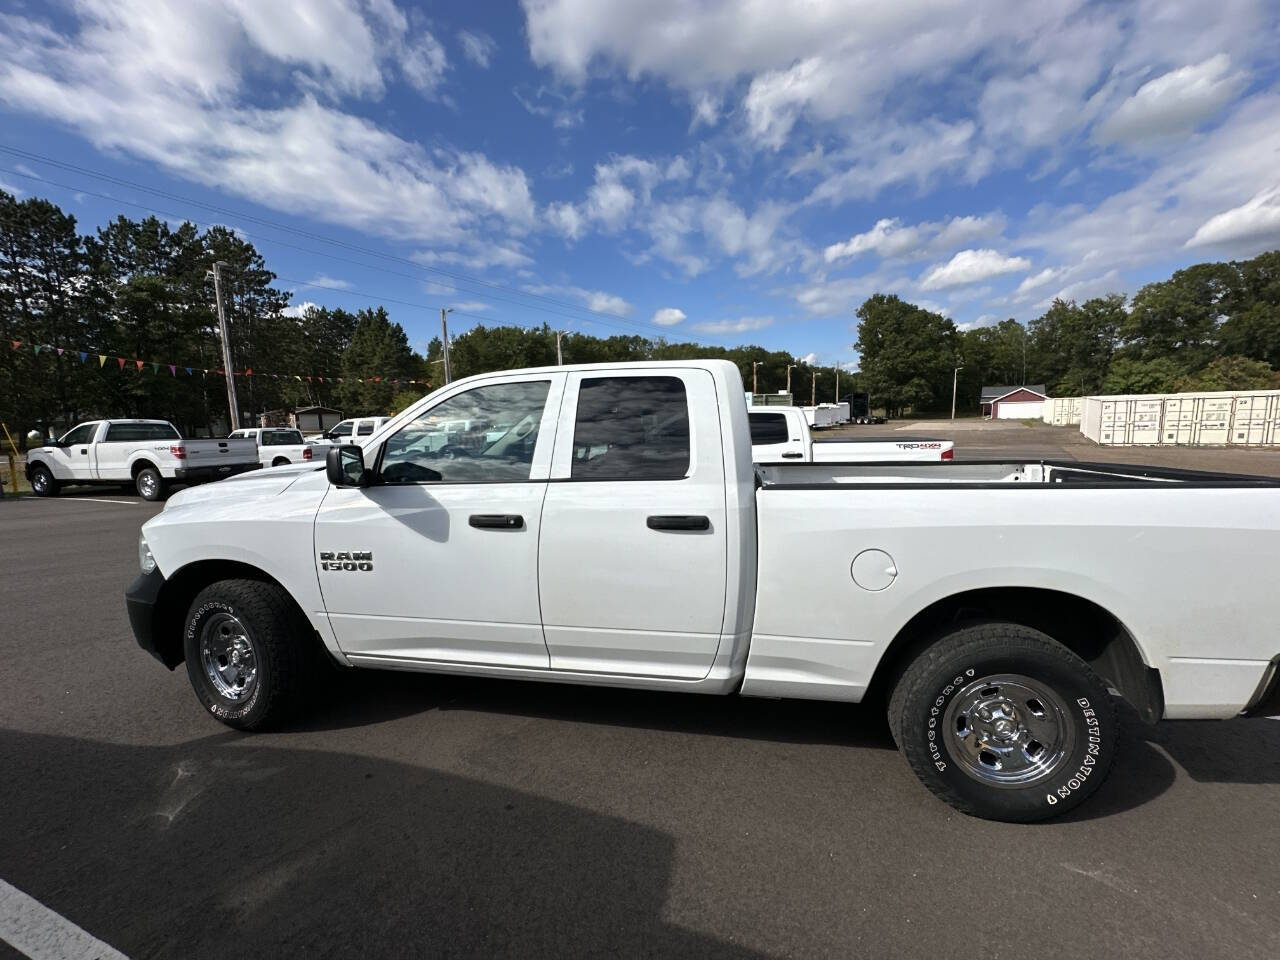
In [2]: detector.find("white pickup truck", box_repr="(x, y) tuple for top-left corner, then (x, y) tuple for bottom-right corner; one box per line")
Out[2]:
(27, 419), (259, 500)
(750, 406), (954, 462)
(227, 427), (317, 468)
(306, 416), (390, 445)
(124, 361), (1280, 822)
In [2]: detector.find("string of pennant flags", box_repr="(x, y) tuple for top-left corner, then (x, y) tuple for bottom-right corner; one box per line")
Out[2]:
(8, 339), (430, 387)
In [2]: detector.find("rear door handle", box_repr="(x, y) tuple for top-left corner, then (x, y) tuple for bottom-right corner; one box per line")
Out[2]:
(469, 514), (524, 530)
(780, 451), (803, 459)
(647, 515), (710, 531)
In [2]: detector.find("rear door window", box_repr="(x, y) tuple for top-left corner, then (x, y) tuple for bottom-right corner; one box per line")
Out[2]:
(749, 413), (789, 445)
(570, 376), (690, 481)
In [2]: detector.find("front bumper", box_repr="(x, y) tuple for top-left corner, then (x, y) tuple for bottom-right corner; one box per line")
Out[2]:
(173, 462), (260, 484)
(125, 567), (178, 669)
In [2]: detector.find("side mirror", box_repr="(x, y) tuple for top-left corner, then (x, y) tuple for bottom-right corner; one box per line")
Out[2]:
(326, 444), (369, 487)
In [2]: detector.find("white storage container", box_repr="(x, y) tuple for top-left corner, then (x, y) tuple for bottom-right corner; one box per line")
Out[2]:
(1042, 397), (1082, 426)
(1082, 389), (1280, 446)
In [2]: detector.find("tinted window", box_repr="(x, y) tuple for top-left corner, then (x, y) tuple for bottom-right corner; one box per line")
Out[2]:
(356, 421), (376, 436)
(263, 429), (303, 446)
(329, 421), (353, 438)
(380, 380), (550, 483)
(749, 413), (789, 445)
(104, 422), (179, 442)
(570, 376), (690, 481)
(60, 423), (99, 445)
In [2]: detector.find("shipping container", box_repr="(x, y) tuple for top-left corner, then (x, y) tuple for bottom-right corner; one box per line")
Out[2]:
(1081, 389), (1280, 446)
(1042, 397), (1082, 426)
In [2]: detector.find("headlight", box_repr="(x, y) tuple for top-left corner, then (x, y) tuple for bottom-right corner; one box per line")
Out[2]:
(138, 532), (157, 574)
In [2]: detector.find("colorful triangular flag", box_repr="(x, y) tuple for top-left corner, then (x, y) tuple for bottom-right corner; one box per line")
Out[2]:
(98, 355), (107, 367)
(168, 364), (176, 376)
(135, 359), (144, 371)
(32, 344), (42, 355)
(9, 340), (19, 351)
(56, 347), (65, 357)
(117, 357), (126, 370)
(79, 352), (87, 363)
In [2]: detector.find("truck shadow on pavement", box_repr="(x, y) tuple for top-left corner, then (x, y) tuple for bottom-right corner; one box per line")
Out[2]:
(0, 729), (769, 960)
(295, 668), (900, 750)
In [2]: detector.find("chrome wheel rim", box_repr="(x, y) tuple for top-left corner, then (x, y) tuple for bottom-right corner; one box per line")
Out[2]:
(138, 472), (156, 497)
(199, 612), (258, 701)
(943, 674), (1074, 788)
(32, 471), (48, 492)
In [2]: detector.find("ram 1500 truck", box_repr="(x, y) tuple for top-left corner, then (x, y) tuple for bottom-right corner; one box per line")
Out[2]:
(28, 419), (259, 500)
(124, 361), (1280, 822)
(228, 427), (317, 468)
(749, 406), (954, 462)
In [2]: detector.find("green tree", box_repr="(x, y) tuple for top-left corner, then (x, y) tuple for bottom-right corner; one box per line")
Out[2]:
(1172, 355), (1278, 392)
(336, 307), (425, 415)
(855, 294), (958, 416)
(1101, 356), (1184, 394)
(1124, 262), (1237, 370)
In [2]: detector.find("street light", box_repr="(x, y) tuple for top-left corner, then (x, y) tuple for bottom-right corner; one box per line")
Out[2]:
(440, 307), (454, 383)
(752, 360), (762, 394)
(785, 363), (796, 394)
(951, 365), (964, 420)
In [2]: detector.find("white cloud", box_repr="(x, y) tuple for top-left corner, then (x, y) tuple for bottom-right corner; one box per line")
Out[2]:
(452, 300), (491, 312)
(1096, 55), (1244, 145)
(0, 2), (532, 249)
(457, 30), (497, 68)
(546, 201), (587, 241)
(824, 213), (1006, 263)
(743, 57), (827, 150)
(651, 307), (686, 326)
(513, 86), (584, 129)
(1036, 270), (1124, 310)
(307, 273), (352, 290)
(693, 316), (774, 334)
(1186, 184), (1280, 250)
(523, 283), (634, 317)
(413, 244), (533, 270)
(400, 30), (448, 96)
(701, 197), (794, 276)
(798, 351), (818, 365)
(1014, 267), (1066, 297)
(920, 249), (1031, 290)
(282, 300), (320, 318)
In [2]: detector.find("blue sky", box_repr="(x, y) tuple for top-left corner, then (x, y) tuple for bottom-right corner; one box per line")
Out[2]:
(2, 0), (1279, 369)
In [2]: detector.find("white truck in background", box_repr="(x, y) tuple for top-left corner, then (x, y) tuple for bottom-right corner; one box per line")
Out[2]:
(306, 416), (390, 445)
(125, 361), (1280, 823)
(27, 419), (259, 500)
(228, 427), (317, 468)
(750, 406), (954, 462)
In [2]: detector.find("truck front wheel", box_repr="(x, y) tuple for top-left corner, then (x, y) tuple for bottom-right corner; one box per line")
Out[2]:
(888, 623), (1117, 822)
(29, 464), (59, 497)
(183, 579), (313, 730)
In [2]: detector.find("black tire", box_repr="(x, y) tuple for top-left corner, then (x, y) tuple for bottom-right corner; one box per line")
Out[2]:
(29, 464), (60, 497)
(889, 622), (1117, 822)
(271, 456), (290, 467)
(135, 466), (167, 501)
(183, 579), (316, 730)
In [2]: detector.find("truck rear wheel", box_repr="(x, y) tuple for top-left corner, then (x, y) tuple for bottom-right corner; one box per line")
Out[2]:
(888, 623), (1117, 822)
(135, 466), (167, 501)
(182, 579), (314, 730)
(29, 464), (59, 497)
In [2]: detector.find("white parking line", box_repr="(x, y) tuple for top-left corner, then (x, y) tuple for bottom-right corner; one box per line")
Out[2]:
(0, 878), (132, 960)
(20, 496), (138, 505)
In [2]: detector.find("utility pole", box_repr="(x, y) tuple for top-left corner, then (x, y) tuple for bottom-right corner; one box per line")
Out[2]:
(952, 365), (964, 420)
(785, 363), (796, 395)
(1021, 325), (1027, 385)
(207, 261), (240, 431)
(834, 366), (839, 404)
(440, 307), (454, 384)
(752, 360), (762, 394)
(555, 330), (564, 365)
(810, 370), (816, 407)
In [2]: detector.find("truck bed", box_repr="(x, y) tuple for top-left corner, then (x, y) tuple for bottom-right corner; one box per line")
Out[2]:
(756, 460), (1280, 487)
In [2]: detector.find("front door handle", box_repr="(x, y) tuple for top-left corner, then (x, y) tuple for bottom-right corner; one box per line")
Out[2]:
(647, 515), (710, 531)
(79, 448), (88, 455)
(469, 514), (524, 530)
(780, 451), (803, 458)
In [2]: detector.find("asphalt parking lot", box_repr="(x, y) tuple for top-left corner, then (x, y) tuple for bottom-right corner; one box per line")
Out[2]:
(2, 486), (1279, 960)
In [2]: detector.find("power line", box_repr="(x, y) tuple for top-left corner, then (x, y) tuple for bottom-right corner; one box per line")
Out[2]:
(0, 145), (712, 342)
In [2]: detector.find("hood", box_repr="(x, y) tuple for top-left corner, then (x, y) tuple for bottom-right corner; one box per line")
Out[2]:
(164, 464), (323, 509)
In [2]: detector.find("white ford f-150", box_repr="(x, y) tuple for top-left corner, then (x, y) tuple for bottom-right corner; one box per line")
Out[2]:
(749, 406), (954, 462)
(228, 427), (317, 468)
(124, 361), (1280, 821)
(28, 419), (259, 500)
